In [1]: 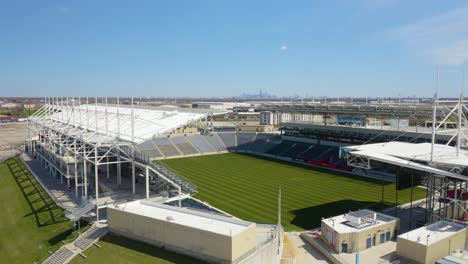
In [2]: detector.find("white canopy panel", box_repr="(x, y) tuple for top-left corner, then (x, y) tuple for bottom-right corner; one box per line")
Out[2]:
(46, 104), (207, 144)
(344, 142), (468, 167)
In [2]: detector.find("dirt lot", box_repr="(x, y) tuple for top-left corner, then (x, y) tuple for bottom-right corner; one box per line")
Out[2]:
(0, 122), (28, 161)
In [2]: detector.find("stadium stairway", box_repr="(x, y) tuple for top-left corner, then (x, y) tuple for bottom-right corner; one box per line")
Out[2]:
(43, 223), (108, 264)
(43, 247), (74, 264)
(64, 199), (96, 222)
(73, 224), (108, 250)
(149, 162), (197, 194)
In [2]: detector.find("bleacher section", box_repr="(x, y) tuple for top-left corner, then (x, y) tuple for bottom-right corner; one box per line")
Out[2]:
(137, 139), (163, 159)
(170, 136), (199, 155)
(144, 132), (396, 182)
(153, 137), (181, 157)
(281, 142), (311, 159)
(248, 133), (280, 153)
(188, 134), (216, 153)
(203, 134), (226, 152)
(218, 132), (236, 149)
(236, 133), (257, 151)
(266, 140), (295, 156)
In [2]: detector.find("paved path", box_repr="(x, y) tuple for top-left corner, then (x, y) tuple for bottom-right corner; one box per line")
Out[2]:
(282, 232), (330, 264)
(20, 153), (80, 210)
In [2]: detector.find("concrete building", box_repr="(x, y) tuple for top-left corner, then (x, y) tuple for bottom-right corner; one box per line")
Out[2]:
(260, 111), (324, 126)
(397, 220), (466, 264)
(1, 102), (19, 109)
(321, 209), (399, 253)
(108, 200), (276, 263)
(260, 111), (279, 125)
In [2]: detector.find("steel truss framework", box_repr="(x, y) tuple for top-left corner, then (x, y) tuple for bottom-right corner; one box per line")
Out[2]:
(345, 68), (468, 226)
(27, 97), (186, 221)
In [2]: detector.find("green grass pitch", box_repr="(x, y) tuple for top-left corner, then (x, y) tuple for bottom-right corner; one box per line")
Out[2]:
(162, 153), (426, 231)
(0, 157), (80, 263)
(0, 157), (201, 264)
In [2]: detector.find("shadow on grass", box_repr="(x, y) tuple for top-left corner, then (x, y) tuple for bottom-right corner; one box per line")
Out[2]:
(6, 158), (68, 227)
(235, 152), (394, 185)
(289, 199), (390, 230)
(100, 233), (206, 264)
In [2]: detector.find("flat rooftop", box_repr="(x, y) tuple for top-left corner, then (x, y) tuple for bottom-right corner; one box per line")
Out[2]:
(345, 141), (468, 167)
(110, 200), (255, 236)
(398, 220), (465, 246)
(322, 209), (399, 233)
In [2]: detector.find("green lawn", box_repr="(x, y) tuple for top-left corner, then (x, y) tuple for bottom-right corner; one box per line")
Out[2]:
(162, 153), (426, 231)
(0, 157), (81, 263)
(69, 233), (204, 264)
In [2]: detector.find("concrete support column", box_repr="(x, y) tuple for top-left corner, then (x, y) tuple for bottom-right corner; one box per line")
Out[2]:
(117, 153), (121, 185)
(74, 142), (78, 197)
(94, 146), (99, 221)
(83, 146), (88, 198)
(132, 159), (136, 195)
(60, 167), (63, 184)
(66, 164), (70, 188)
(106, 157), (110, 180)
(145, 167), (149, 199)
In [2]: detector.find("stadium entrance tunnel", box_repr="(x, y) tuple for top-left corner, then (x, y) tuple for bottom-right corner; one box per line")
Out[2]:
(289, 200), (386, 230)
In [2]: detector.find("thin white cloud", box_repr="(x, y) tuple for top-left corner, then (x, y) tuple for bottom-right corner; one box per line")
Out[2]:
(58, 6), (70, 14)
(280, 45), (288, 51)
(387, 5), (468, 65)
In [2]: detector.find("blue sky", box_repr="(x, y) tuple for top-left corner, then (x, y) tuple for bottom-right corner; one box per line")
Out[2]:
(1, 0), (467, 98)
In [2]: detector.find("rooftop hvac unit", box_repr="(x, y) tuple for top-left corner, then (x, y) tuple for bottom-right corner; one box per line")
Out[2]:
(345, 210), (377, 229)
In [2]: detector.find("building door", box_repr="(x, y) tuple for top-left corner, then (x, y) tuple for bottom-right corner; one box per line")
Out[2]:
(341, 242), (348, 253)
(366, 238), (372, 249)
(380, 233), (385, 243)
(386, 231), (391, 241)
(373, 235), (376, 246)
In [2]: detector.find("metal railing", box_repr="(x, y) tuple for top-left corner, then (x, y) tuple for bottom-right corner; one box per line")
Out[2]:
(65, 199), (95, 221)
(150, 161), (197, 194)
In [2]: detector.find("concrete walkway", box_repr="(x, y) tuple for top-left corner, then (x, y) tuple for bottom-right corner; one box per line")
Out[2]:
(20, 153), (80, 210)
(282, 232), (330, 264)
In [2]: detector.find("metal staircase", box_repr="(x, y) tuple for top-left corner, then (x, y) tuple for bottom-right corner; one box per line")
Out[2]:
(150, 162), (197, 194)
(42, 224), (108, 264)
(43, 247), (74, 264)
(73, 225), (108, 250)
(64, 199), (95, 221)
(129, 146), (197, 194)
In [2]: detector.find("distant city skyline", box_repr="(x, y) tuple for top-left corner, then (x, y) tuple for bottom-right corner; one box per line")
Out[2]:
(0, 0), (467, 98)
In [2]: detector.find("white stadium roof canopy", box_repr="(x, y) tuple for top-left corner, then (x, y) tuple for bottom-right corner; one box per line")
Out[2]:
(43, 104), (216, 144)
(343, 142), (468, 167)
(343, 142), (468, 180)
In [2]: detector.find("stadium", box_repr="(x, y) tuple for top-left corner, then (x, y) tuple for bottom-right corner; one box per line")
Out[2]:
(0, 94), (461, 264)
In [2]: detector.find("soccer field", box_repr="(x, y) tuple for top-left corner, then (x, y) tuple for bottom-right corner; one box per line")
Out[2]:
(162, 153), (426, 231)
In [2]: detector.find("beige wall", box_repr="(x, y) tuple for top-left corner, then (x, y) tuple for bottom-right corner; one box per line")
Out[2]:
(426, 229), (465, 264)
(231, 226), (257, 261)
(396, 237), (427, 264)
(108, 207), (256, 263)
(397, 229), (466, 264)
(323, 220), (398, 253)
